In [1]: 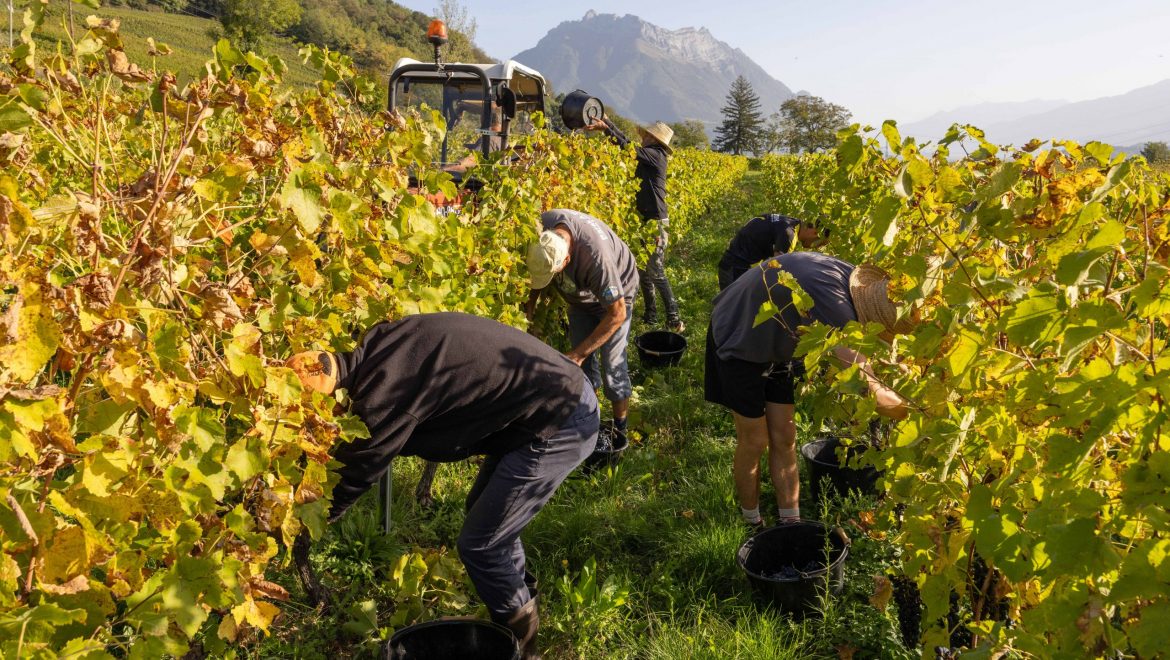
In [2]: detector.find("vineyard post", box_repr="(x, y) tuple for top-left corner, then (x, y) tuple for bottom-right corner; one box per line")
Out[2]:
(7, 0), (12, 49)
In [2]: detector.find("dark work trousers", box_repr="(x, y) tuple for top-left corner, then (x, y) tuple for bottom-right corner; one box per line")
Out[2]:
(717, 264), (749, 291)
(640, 219), (680, 324)
(458, 385), (599, 618)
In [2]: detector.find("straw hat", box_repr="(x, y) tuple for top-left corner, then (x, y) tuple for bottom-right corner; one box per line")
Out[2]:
(639, 121), (674, 154)
(286, 351), (339, 394)
(527, 230), (570, 289)
(848, 264), (916, 335)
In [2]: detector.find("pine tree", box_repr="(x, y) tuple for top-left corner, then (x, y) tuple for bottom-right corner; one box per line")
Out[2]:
(714, 75), (765, 156)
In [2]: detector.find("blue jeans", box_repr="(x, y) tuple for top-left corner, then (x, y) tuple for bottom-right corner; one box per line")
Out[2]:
(567, 303), (634, 402)
(457, 385), (599, 617)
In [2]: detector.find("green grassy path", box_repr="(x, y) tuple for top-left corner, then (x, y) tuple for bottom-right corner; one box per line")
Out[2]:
(256, 172), (914, 659)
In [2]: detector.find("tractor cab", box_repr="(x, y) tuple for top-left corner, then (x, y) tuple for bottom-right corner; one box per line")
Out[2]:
(388, 20), (548, 180)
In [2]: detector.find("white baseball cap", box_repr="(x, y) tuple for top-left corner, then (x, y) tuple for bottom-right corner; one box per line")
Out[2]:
(527, 230), (570, 289)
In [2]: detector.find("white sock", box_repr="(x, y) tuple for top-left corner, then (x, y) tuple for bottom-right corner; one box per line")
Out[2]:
(741, 506), (762, 524)
(777, 507), (800, 520)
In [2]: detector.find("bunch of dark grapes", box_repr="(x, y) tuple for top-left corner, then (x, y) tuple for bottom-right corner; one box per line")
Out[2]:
(948, 590), (974, 648)
(892, 575), (922, 649)
(971, 555), (1009, 621)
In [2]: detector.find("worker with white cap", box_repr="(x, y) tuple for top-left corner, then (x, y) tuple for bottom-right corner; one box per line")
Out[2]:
(704, 252), (913, 530)
(526, 209), (639, 433)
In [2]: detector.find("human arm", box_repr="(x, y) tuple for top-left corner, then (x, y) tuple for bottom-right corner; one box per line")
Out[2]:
(585, 116), (631, 148)
(566, 298), (627, 366)
(524, 289), (542, 334)
(831, 346), (908, 420)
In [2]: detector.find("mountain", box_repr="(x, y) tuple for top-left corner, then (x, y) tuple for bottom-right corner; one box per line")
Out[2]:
(901, 99), (1070, 143)
(513, 11), (794, 127)
(901, 80), (1170, 149)
(981, 79), (1170, 148)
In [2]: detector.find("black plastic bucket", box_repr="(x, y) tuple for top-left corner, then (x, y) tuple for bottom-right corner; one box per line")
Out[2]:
(634, 331), (687, 368)
(384, 620), (519, 660)
(800, 436), (882, 505)
(561, 90), (605, 130)
(737, 521), (850, 616)
(581, 422), (629, 474)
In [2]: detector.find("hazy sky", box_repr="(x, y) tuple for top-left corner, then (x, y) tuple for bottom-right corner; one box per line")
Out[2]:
(397, 0), (1170, 125)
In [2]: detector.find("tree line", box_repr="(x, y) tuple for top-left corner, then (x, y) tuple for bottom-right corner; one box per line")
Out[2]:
(714, 75), (851, 156)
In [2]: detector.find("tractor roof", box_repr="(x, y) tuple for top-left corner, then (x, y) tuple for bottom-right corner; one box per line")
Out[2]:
(389, 58), (547, 86)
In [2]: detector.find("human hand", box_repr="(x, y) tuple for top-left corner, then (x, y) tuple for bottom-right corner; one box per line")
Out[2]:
(584, 119), (607, 131)
(564, 351), (586, 366)
(874, 388), (908, 420)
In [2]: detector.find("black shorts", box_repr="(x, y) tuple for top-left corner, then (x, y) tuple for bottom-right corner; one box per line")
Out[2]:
(704, 325), (805, 418)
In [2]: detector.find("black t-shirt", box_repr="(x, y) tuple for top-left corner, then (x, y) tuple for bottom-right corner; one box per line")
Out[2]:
(328, 313), (586, 509)
(603, 120), (669, 220)
(718, 214), (800, 273)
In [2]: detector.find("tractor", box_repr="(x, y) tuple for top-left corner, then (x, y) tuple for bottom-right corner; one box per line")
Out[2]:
(388, 19), (549, 213)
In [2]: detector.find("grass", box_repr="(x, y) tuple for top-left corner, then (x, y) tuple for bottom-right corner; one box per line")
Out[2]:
(28, 5), (319, 87)
(246, 171), (916, 659)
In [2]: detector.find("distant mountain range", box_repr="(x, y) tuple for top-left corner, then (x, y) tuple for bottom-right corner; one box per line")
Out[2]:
(513, 11), (794, 128)
(901, 80), (1170, 150)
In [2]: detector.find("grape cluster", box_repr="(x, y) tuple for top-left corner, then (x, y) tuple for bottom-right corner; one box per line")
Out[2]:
(761, 560), (822, 580)
(595, 426), (615, 452)
(892, 575), (922, 649)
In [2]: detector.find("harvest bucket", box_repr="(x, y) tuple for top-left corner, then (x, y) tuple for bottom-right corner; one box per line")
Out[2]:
(383, 620), (519, 660)
(737, 521), (849, 616)
(581, 422), (629, 475)
(634, 331), (687, 368)
(800, 436), (881, 505)
(561, 90), (605, 130)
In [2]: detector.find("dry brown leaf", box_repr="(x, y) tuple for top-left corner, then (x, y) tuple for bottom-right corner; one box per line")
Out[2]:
(0, 384), (63, 401)
(107, 50), (152, 84)
(73, 272), (115, 309)
(198, 283), (243, 331)
(836, 643), (857, 660)
(1, 295), (23, 342)
(249, 578), (290, 602)
(40, 574), (90, 595)
(870, 574), (893, 612)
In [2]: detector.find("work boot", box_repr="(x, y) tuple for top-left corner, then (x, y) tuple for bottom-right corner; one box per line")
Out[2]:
(668, 318), (686, 333)
(494, 597), (541, 659)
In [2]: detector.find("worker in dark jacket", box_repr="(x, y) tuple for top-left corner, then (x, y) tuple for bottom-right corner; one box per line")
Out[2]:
(287, 313), (598, 659)
(705, 253), (911, 529)
(588, 116), (683, 331)
(718, 214), (828, 290)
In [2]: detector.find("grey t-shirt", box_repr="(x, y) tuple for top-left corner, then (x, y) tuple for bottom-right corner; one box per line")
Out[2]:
(541, 209), (640, 316)
(710, 252), (857, 364)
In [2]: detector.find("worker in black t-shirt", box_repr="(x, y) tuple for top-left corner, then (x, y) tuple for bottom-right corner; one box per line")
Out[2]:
(287, 313), (598, 659)
(587, 116), (683, 331)
(717, 214), (828, 290)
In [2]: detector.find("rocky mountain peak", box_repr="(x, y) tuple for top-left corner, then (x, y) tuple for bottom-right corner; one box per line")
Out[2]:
(514, 12), (794, 127)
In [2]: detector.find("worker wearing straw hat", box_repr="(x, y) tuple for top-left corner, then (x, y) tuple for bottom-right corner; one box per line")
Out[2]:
(704, 252), (912, 529)
(587, 116), (684, 332)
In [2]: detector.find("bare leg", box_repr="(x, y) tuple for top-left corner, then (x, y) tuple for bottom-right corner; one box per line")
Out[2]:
(415, 460), (439, 509)
(613, 398), (630, 422)
(765, 403), (799, 513)
(732, 412), (769, 511)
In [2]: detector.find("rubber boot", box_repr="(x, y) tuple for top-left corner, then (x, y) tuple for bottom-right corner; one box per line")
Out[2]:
(494, 597), (540, 660)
